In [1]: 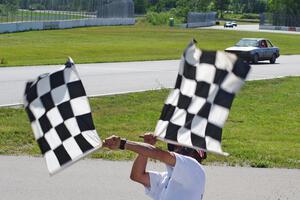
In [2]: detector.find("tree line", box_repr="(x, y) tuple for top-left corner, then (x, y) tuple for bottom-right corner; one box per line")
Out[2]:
(268, 0), (300, 16)
(0, 0), (19, 15)
(1, 0), (300, 17)
(134, 0), (300, 17)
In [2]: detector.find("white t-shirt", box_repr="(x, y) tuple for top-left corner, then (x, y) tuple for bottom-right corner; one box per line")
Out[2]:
(145, 153), (205, 200)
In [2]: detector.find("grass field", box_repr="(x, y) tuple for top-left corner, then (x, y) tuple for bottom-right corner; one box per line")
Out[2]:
(0, 77), (299, 168)
(1, 24), (300, 67)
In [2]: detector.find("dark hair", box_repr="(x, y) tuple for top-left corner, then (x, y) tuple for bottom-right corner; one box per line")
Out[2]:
(191, 149), (207, 164)
(168, 144), (207, 164)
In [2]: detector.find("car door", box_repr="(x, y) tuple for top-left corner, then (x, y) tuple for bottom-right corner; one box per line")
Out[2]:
(266, 40), (276, 58)
(260, 40), (269, 60)
(264, 40), (274, 59)
(258, 40), (266, 59)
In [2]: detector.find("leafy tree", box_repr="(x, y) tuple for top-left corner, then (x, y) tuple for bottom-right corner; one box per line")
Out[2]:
(0, 0), (19, 15)
(176, 0), (211, 20)
(153, 0), (176, 12)
(228, 0), (267, 13)
(134, 0), (147, 14)
(267, 0), (300, 26)
(268, 0), (300, 15)
(213, 0), (230, 18)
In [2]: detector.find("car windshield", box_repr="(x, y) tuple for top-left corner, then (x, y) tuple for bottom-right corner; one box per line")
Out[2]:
(235, 39), (258, 47)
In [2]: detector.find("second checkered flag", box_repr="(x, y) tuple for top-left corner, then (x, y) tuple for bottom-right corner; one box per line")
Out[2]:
(154, 40), (251, 155)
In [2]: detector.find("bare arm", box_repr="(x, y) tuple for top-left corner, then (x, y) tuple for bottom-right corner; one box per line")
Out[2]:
(130, 133), (159, 187)
(125, 140), (176, 166)
(103, 134), (176, 187)
(130, 154), (149, 187)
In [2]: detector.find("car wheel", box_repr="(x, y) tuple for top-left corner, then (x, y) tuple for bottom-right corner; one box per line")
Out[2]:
(270, 54), (276, 64)
(253, 54), (259, 64)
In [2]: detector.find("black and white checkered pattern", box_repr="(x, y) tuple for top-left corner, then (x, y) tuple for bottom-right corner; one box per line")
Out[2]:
(24, 58), (102, 174)
(154, 40), (250, 155)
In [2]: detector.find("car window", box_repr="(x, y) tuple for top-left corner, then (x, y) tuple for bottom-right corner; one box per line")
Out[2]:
(236, 39), (258, 47)
(267, 40), (273, 47)
(260, 40), (268, 48)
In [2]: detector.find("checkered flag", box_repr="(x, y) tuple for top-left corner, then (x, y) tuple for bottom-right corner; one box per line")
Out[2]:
(24, 58), (102, 175)
(154, 40), (250, 156)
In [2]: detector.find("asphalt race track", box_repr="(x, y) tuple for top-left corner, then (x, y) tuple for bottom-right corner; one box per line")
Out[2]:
(0, 55), (300, 107)
(201, 24), (300, 35)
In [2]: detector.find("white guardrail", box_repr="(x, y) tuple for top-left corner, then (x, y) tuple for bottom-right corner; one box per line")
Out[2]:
(259, 25), (300, 32)
(0, 18), (135, 33)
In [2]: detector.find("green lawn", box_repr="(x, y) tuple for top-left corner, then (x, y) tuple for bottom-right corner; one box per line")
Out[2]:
(0, 77), (299, 168)
(0, 24), (300, 67)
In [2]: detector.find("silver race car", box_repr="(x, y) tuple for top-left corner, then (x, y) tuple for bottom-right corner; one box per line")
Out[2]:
(225, 38), (280, 64)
